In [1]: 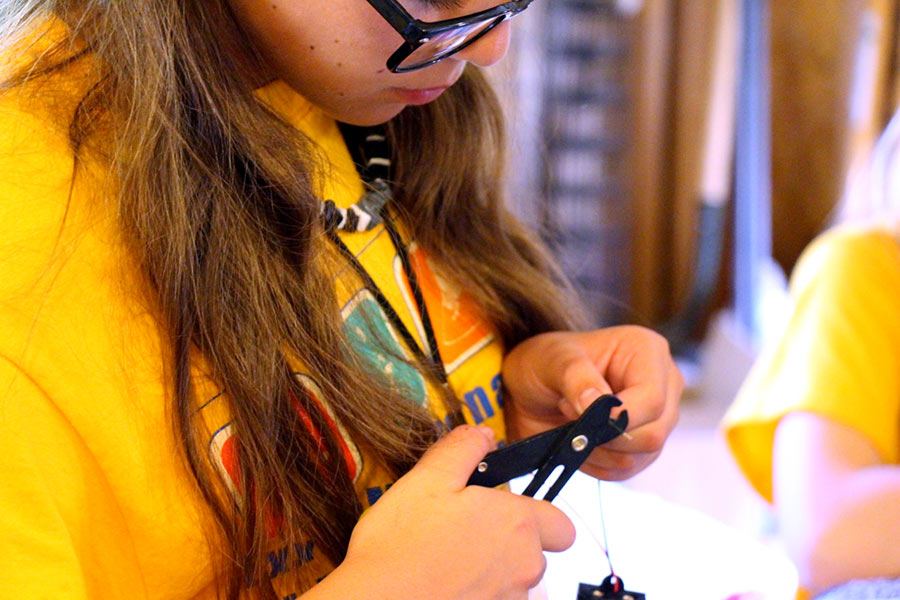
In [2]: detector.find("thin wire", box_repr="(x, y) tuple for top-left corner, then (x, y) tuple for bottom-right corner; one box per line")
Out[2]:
(555, 494), (615, 577)
(607, 417), (633, 441)
(597, 479), (615, 576)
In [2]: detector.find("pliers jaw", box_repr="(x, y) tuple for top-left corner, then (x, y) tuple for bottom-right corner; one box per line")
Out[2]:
(467, 394), (628, 501)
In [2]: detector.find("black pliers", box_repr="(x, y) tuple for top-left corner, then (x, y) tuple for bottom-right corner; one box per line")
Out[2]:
(467, 395), (628, 501)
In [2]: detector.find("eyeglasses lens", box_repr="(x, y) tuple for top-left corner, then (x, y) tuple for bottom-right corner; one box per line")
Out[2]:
(398, 16), (506, 70)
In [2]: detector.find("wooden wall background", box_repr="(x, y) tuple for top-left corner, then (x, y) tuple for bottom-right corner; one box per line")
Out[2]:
(501, 0), (900, 337)
(629, 0), (741, 327)
(630, 0), (900, 332)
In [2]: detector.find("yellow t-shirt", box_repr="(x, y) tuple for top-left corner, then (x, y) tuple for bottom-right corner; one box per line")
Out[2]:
(0, 37), (506, 600)
(723, 225), (900, 503)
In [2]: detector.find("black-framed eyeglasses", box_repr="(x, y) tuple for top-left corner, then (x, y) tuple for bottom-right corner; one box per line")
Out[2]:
(365, 0), (535, 73)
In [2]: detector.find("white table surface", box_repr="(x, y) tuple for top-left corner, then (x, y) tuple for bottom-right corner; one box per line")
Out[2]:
(512, 471), (799, 600)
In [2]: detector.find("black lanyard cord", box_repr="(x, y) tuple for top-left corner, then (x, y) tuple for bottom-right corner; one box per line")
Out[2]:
(326, 123), (466, 427)
(325, 226), (449, 387)
(379, 211), (445, 377)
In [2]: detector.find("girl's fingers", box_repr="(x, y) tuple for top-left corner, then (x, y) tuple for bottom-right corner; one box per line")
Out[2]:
(523, 495), (576, 552)
(605, 361), (682, 453)
(579, 447), (663, 482)
(503, 326), (683, 481)
(553, 355), (614, 416)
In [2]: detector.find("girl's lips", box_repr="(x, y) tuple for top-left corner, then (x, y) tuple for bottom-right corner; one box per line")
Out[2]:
(391, 86), (450, 105)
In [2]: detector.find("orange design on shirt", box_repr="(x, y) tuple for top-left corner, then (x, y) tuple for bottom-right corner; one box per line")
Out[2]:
(405, 245), (494, 375)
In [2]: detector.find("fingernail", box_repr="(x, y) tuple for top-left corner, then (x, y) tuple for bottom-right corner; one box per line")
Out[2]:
(558, 398), (577, 416)
(578, 388), (603, 412)
(477, 425), (495, 440)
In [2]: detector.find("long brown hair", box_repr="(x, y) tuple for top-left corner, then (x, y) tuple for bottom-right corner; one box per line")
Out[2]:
(1, 1), (588, 597)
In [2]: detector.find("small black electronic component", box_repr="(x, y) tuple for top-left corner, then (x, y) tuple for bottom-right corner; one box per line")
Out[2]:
(577, 575), (645, 600)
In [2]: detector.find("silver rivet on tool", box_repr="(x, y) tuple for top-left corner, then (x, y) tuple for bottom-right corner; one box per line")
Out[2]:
(477, 461), (488, 473)
(623, 596), (634, 600)
(592, 591), (604, 598)
(571, 435), (589, 452)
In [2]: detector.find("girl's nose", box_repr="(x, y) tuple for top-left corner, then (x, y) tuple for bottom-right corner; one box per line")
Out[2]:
(452, 20), (512, 67)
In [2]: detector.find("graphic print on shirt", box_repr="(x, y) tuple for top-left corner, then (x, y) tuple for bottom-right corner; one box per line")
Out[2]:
(204, 372), (364, 592)
(207, 373), (363, 500)
(209, 415), (240, 498)
(396, 243), (495, 375)
(292, 373), (363, 482)
(340, 288), (428, 408)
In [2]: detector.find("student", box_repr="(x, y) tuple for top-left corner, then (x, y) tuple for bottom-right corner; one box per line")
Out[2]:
(0, 2), (682, 599)
(723, 110), (900, 595)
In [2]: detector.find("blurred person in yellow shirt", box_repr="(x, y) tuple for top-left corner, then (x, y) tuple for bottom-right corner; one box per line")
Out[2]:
(723, 110), (900, 597)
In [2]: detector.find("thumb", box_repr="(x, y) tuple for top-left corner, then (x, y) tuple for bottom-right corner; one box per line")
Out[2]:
(407, 425), (496, 492)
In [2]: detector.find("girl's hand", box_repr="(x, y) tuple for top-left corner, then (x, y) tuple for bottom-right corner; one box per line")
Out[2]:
(501, 326), (683, 481)
(319, 426), (575, 600)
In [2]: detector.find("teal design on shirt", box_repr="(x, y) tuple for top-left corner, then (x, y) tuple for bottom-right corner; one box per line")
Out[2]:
(341, 290), (428, 407)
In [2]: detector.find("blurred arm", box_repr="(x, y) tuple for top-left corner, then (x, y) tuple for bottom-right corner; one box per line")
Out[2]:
(773, 411), (900, 593)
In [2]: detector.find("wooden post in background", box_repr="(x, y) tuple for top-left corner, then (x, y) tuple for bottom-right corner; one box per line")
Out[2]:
(627, 0), (675, 325)
(628, 0), (739, 332)
(770, 1), (864, 271)
(669, 0), (720, 319)
(840, 0), (900, 215)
